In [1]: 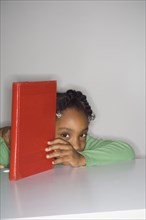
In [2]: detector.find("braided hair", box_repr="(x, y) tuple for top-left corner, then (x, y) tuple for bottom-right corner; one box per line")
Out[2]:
(56, 89), (95, 122)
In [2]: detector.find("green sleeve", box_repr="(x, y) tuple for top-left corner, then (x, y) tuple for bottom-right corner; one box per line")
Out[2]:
(0, 137), (10, 168)
(80, 135), (135, 167)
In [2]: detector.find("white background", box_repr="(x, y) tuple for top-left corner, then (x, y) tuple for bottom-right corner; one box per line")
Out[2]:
(0, 0), (145, 157)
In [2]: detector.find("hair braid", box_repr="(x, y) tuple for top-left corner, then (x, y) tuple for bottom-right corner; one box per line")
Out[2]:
(57, 89), (95, 122)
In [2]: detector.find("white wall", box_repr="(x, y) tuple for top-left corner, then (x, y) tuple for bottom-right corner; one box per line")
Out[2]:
(0, 0), (145, 157)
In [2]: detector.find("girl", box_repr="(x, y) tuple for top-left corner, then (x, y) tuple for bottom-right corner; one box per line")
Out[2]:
(0, 89), (135, 168)
(45, 89), (135, 167)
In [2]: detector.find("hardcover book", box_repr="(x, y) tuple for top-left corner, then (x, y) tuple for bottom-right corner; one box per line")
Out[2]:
(9, 80), (57, 180)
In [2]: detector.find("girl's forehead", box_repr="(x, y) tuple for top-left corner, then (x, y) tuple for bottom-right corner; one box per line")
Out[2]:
(62, 108), (87, 120)
(56, 108), (89, 130)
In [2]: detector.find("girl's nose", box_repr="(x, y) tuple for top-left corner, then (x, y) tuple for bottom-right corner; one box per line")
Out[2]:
(71, 138), (81, 151)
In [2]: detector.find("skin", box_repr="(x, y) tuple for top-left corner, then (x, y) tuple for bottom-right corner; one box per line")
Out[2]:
(0, 108), (89, 168)
(45, 108), (89, 167)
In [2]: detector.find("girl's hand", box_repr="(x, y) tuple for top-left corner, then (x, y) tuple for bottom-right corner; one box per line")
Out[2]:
(0, 164), (5, 169)
(45, 138), (86, 167)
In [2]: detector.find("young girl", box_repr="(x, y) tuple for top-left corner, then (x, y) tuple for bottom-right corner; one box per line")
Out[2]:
(45, 89), (135, 167)
(0, 89), (135, 169)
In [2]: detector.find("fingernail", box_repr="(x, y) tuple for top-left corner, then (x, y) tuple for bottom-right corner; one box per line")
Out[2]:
(46, 154), (50, 159)
(45, 148), (49, 152)
(47, 141), (51, 144)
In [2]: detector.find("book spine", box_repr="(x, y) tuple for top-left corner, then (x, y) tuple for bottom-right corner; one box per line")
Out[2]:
(9, 83), (20, 180)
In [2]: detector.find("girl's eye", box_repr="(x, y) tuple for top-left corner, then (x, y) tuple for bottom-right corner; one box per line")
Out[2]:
(80, 133), (87, 138)
(61, 133), (70, 138)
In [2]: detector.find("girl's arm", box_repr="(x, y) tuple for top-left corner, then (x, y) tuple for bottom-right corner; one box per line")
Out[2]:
(80, 135), (135, 167)
(0, 127), (11, 168)
(0, 137), (10, 168)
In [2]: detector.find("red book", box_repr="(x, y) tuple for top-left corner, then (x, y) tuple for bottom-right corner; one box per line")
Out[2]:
(9, 81), (57, 180)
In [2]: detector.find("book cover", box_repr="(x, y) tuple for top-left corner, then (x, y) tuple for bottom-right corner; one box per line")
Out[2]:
(9, 80), (57, 180)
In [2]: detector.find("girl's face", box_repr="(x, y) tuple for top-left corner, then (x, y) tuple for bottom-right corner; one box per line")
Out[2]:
(55, 108), (89, 152)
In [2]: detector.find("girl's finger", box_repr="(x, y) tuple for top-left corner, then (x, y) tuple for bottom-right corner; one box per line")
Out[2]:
(47, 138), (68, 146)
(45, 143), (71, 152)
(52, 156), (68, 165)
(46, 149), (69, 159)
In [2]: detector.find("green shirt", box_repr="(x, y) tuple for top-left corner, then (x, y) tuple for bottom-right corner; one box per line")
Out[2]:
(0, 137), (10, 167)
(80, 135), (135, 166)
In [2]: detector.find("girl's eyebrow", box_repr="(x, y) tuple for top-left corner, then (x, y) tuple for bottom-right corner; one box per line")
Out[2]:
(80, 128), (88, 132)
(58, 127), (88, 132)
(58, 128), (72, 131)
